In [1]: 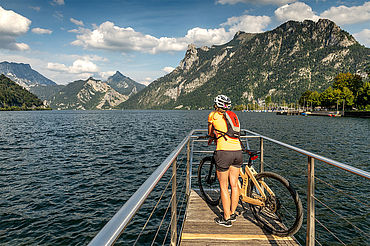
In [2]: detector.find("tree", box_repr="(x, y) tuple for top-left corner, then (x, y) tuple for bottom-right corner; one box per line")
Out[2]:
(340, 87), (354, 107)
(265, 96), (272, 108)
(299, 90), (312, 106)
(320, 87), (340, 108)
(308, 91), (321, 108)
(333, 72), (363, 94)
(355, 82), (370, 110)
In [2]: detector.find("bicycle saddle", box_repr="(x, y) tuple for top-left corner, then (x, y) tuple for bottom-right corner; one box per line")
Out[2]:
(245, 149), (260, 156)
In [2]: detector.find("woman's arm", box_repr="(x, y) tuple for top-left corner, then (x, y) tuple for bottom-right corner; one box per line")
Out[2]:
(208, 123), (215, 145)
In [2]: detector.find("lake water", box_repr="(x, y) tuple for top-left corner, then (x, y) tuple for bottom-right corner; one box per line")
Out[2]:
(0, 110), (368, 245)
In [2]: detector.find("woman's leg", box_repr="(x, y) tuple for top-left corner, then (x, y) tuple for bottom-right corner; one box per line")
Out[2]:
(229, 165), (240, 214)
(217, 169), (231, 220)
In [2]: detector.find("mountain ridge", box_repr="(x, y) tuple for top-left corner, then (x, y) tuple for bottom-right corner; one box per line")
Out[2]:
(0, 61), (56, 89)
(47, 74), (146, 110)
(120, 19), (369, 110)
(106, 71), (146, 96)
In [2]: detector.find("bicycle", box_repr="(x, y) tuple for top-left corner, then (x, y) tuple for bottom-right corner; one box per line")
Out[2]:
(197, 136), (303, 237)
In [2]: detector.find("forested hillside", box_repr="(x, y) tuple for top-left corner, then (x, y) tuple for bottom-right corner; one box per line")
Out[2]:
(0, 75), (45, 110)
(121, 19), (369, 110)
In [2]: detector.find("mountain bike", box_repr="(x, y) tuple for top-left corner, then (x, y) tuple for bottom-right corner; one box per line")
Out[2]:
(197, 136), (303, 237)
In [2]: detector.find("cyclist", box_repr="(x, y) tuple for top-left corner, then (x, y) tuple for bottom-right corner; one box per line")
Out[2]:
(208, 95), (243, 227)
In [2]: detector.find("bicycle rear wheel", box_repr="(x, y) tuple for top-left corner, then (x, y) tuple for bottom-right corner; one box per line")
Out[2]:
(247, 172), (303, 237)
(198, 156), (220, 206)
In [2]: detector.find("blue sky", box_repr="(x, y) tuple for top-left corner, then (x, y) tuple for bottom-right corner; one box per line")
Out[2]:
(0, 0), (369, 85)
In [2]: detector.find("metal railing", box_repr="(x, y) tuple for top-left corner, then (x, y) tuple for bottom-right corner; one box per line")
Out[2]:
(88, 129), (369, 246)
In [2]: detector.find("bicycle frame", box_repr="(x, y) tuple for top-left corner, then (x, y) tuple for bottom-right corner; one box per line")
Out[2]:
(238, 164), (275, 207)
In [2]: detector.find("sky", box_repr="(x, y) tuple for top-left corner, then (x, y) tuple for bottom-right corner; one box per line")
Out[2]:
(0, 0), (369, 85)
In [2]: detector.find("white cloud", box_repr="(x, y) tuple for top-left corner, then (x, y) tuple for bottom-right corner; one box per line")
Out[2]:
(68, 29), (79, 33)
(71, 22), (159, 53)
(12, 43), (30, 51)
(71, 15), (271, 54)
(52, 0), (65, 6)
(0, 6), (31, 50)
(70, 59), (99, 73)
(30, 6), (41, 11)
(140, 77), (153, 86)
(77, 73), (94, 80)
(47, 62), (69, 72)
(275, 2), (320, 22)
(47, 59), (99, 74)
(183, 27), (231, 46)
(70, 18), (84, 26)
(162, 66), (175, 73)
(354, 29), (370, 47)
(99, 71), (116, 80)
(320, 2), (370, 25)
(222, 15), (271, 33)
(82, 54), (108, 62)
(216, 0), (296, 5)
(0, 6), (31, 35)
(32, 28), (52, 34)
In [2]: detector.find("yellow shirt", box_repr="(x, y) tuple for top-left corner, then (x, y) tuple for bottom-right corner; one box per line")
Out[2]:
(208, 111), (242, 151)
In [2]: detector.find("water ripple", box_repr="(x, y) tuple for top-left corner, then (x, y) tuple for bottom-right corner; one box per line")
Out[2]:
(0, 110), (368, 245)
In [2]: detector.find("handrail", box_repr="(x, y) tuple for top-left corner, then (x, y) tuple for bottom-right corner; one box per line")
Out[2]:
(243, 129), (370, 179)
(88, 129), (196, 246)
(88, 128), (369, 246)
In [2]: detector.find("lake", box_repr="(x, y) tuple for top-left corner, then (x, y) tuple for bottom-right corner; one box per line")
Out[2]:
(0, 110), (368, 245)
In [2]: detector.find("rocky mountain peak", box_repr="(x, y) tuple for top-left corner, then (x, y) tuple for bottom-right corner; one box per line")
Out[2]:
(274, 19), (357, 48)
(112, 71), (125, 78)
(179, 44), (199, 71)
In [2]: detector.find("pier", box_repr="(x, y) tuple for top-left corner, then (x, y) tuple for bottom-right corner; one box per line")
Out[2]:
(180, 189), (299, 245)
(88, 129), (370, 246)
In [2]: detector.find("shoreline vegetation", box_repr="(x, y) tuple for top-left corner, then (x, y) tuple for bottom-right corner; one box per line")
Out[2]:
(233, 72), (369, 113)
(0, 106), (52, 111)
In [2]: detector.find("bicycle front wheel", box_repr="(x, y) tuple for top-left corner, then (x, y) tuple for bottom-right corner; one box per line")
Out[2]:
(198, 156), (220, 206)
(247, 172), (303, 237)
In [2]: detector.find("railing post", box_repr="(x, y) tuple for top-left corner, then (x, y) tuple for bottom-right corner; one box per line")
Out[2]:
(307, 157), (315, 246)
(171, 159), (177, 246)
(186, 139), (190, 197)
(260, 137), (264, 173)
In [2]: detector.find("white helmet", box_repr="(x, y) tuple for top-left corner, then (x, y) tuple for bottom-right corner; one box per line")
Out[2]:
(214, 95), (231, 109)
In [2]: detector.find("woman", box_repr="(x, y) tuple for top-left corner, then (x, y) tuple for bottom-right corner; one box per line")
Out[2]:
(208, 95), (243, 227)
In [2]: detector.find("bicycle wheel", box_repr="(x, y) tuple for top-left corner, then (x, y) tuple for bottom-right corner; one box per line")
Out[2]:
(247, 172), (303, 237)
(198, 156), (220, 206)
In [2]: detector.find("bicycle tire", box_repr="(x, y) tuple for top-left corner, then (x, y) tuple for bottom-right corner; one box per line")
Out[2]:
(198, 156), (220, 206)
(247, 171), (303, 237)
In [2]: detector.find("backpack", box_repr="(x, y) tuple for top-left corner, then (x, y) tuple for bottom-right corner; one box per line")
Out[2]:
(215, 110), (241, 139)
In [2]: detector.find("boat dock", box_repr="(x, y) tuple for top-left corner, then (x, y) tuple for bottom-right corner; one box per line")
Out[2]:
(180, 189), (299, 245)
(87, 129), (370, 246)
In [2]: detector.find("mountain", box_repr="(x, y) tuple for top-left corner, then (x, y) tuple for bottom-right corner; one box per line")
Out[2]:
(120, 19), (369, 110)
(0, 75), (44, 109)
(0, 62), (56, 89)
(29, 84), (65, 102)
(49, 77), (129, 110)
(106, 71), (145, 96)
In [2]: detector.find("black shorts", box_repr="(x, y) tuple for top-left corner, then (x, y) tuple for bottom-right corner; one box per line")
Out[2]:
(214, 150), (243, 172)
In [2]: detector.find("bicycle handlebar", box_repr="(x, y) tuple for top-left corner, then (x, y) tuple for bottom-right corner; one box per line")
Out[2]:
(195, 135), (260, 157)
(196, 135), (216, 140)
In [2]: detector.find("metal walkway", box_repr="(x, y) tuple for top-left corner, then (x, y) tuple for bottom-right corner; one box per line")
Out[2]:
(180, 189), (299, 245)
